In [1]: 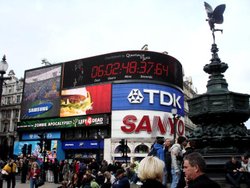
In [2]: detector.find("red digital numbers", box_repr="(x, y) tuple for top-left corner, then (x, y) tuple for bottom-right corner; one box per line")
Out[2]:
(153, 63), (166, 76)
(91, 61), (169, 79)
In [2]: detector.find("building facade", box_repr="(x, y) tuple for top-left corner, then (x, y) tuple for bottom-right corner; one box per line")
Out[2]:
(0, 70), (23, 159)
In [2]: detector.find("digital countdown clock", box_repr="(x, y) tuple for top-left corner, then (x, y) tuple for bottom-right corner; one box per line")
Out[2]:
(63, 51), (183, 89)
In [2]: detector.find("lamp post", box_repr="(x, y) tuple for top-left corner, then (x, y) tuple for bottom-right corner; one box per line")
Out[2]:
(0, 55), (10, 105)
(0, 55), (11, 160)
(171, 108), (178, 143)
(38, 132), (47, 181)
(96, 129), (102, 164)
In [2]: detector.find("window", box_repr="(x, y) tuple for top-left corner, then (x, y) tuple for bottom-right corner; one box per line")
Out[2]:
(134, 144), (149, 153)
(4, 110), (11, 118)
(16, 95), (21, 103)
(6, 97), (11, 105)
(14, 109), (19, 118)
(88, 129), (97, 139)
(65, 130), (74, 139)
(8, 86), (12, 93)
(3, 123), (8, 132)
(75, 129), (83, 139)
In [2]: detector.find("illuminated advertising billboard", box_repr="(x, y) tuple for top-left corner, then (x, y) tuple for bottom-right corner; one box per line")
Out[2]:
(112, 110), (185, 138)
(14, 140), (59, 161)
(60, 84), (111, 117)
(112, 83), (184, 115)
(17, 114), (110, 131)
(62, 51), (183, 89)
(111, 83), (184, 138)
(21, 65), (62, 120)
(62, 140), (104, 149)
(22, 132), (61, 140)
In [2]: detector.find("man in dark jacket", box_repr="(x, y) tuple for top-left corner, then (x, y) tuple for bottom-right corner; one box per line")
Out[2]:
(112, 169), (130, 188)
(183, 152), (220, 188)
(20, 157), (29, 183)
(164, 138), (172, 185)
(225, 156), (243, 188)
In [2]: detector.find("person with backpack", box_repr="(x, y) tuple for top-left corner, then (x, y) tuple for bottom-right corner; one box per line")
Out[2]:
(169, 136), (187, 188)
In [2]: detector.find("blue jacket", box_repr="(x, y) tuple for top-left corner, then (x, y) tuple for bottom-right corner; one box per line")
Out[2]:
(153, 143), (165, 162)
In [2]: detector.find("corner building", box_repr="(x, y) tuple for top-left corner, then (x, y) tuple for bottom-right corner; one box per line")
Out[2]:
(16, 50), (184, 163)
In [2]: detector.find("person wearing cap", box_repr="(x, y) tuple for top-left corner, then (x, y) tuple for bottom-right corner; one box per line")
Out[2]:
(112, 169), (130, 188)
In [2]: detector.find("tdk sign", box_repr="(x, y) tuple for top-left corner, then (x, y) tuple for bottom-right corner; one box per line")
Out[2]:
(127, 88), (182, 109)
(127, 89), (144, 103)
(112, 83), (184, 115)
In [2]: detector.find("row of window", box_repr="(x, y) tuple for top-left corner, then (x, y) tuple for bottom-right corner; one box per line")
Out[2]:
(61, 127), (111, 140)
(2, 95), (22, 105)
(1, 109), (20, 119)
(0, 121), (17, 132)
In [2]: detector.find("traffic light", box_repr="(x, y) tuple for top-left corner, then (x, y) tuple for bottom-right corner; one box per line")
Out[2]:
(44, 140), (51, 150)
(37, 143), (42, 153)
(119, 139), (125, 156)
(22, 144), (27, 156)
(27, 144), (32, 155)
(119, 139), (125, 147)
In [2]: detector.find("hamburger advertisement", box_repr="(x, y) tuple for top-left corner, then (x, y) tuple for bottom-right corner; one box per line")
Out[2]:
(60, 84), (111, 117)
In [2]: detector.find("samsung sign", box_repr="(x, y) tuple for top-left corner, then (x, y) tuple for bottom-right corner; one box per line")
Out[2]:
(62, 140), (104, 149)
(27, 102), (53, 116)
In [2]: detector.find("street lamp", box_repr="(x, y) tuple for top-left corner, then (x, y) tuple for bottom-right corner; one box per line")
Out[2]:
(0, 55), (10, 105)
(96, 129), (102, 164)
(38, 132), (47, 181)
(171, 108), (178, 143)
(0, 55), (11, 160)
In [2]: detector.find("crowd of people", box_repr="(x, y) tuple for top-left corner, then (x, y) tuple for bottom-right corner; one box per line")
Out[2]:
(0, 136), (249, 188)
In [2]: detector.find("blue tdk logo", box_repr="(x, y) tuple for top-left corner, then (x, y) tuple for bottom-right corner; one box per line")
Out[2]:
(127, 89), (144, 104)
(127, 88), (182, 109)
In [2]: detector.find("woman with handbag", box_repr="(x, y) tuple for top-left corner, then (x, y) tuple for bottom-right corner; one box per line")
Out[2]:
(28, 162), (41, 188)
(2, 158), (17, 188)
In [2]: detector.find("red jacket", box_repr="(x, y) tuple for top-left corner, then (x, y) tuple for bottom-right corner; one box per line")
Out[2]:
(29, 168), (41, 179)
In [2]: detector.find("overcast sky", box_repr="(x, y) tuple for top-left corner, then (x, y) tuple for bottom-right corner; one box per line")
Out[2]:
(1, 0), (250, 128)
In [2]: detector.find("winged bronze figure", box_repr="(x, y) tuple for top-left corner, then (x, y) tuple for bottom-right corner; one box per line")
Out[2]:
(204, 2), (226, 43)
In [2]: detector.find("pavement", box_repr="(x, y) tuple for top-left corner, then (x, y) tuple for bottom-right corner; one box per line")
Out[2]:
(4, 177), (244, 188)
(3, 180), (61, 188)
(2, 180), (143, 188)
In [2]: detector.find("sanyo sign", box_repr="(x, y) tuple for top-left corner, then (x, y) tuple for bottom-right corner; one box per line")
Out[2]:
(111, 110), (185, 138)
